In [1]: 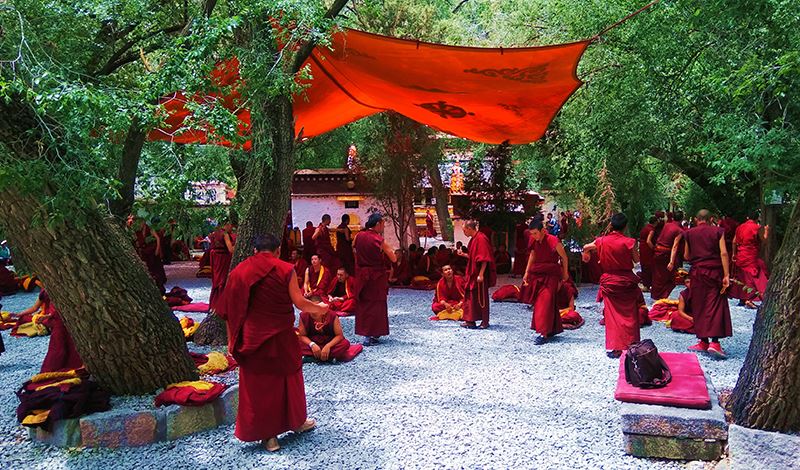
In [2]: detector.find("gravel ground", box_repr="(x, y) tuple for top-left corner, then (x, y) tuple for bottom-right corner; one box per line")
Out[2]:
(0, 262), (756, 469)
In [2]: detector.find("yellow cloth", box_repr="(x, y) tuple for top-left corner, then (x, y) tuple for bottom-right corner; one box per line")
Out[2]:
(14, 321), (49, 337)
(197, 352), (230, 375)
(33, 378), (82, 392)
(165, 380), (216, 391)
(412, 275), (431, 283)
(653, 299), (679, 306)
(1, 311), (10, 321)
(437, 307), (463, 321)
(180, 317), (200, 338)
(21, 409), (50, 426)
(29, 369), (81, 383)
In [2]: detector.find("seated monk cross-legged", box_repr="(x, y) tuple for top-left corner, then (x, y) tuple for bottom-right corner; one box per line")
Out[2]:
(304, 255), (332, 299)
(327, 267), (357, 316)
(297, 295), (363, 363)
(430, 265), (466, 321)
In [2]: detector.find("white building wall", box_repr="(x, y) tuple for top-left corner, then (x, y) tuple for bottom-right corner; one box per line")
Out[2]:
(291, 196), (402, 248)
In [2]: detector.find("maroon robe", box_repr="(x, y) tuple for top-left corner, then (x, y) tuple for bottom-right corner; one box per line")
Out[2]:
(0, 265), (18, 295)
(638, 223), (655, 288)
(463, 232), (496, 325)
(390, 256), (412, 286)
(730, 220), (768, 301)
(218, 252), (306, 441)
(354, 229), (390, 337)
(327, 277), (357, 314)
(335, 223), (355, 275)
(651, 221), (683, 300)
(523, 233), (563, 337)
(671, 288), (695, 333)
(719, 217), (739, 256)
(494, 250), (512, 275)
(581, 250), (602, 284)
(556, 278), (579, 310)
(305, 266), (333, 298)
(512, 224), (530, 276)
(432, 276), (465, 313)
(135, 225), (166, 294)
(684, 224), (732, 339)
(38, 290), (82, 373)
(293, 258), (308, 289)
(315, 225), (339, 271)
(301, 226), (316, 264)
(209, 229), (233, 311)
(596, 232), (641, 351)
(298, 311), (361, 362)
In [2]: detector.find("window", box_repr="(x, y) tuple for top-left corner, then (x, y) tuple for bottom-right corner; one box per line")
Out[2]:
(344, 200), (359, 209)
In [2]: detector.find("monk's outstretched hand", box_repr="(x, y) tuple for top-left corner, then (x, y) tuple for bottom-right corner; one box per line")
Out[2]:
(720, 277), (730, 294)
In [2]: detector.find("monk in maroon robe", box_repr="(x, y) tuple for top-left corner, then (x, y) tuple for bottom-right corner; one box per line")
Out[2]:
(718, 215), (739, 257)
(133, 219), (167, 295)
(425, 210), (437, 238)
(651, 211), (685, 300)
(297, 296), (362, 362)
(389, 249), (412, 286)
(0, 265), (18, 295)
(684, 210), (732, 358)
(638, 216), (657, 290)
(730, 212), (769, 305)
(494, 244), (512, 275)
(209, 222), (235, 311)
(512, 222), (529, 277)
(289, 249), (307, 290)
(435, 244), (451, 269)
(335, 214), (355, 275)
(555, 278), (579, 311)
(304, 255), (332, 298)
(671, 279), (695, 333)
(313, 214), (339, 271)
(217, 233), (325, 452)
(430, 265), (465, 321)
(583, 213), (641, 357)
(523, 215), (569, 344)
(353, 213), (397, 346)
(461, 220), (497, 329)
(301, 221), (316, 264)
(327, 267), (357, 315)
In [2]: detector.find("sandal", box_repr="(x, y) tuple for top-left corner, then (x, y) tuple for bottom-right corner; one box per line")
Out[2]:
(294, 418), (316, 434)
(263, 437), (280, 452)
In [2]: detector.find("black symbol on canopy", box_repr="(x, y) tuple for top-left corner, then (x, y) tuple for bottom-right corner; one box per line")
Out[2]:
(416, 101), (475, 119)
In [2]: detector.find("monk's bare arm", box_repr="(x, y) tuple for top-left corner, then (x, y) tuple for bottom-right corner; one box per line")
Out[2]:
(632, 241), (640, 264)
(556, 243), (569, 281)
(668, 234), (682, 270)
(382, 240), (397, 263)
(312, 225), (323, 240)
(678, 294), (688, 317)
(16, 298), (43, 316)
(296, 322), (312, 346)
(327, 318), (344, 348)
(683, 239), (690, 262)
(303, 269), (310, 294)
(477, 261), (487, 282)
(224, 232), (234, 254)
(581, 241), (597, 262)
(762, 224), (769, 241)
(154, 230), (163, 258)
(523, 250), (535, 283)
(647, 231), (655, 250)
(289, 279), (328, 314)
(719, 236), (731, 292)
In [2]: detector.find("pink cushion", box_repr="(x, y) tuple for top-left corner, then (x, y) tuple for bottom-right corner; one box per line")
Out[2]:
(171, 302), (210, 313)
(615, 352), (711, 410)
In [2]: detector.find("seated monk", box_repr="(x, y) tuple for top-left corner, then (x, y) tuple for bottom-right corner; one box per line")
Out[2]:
(297, 296), (363, 363)
(494, 244), (512, 275)
(0, 265), (19, 295)
(435, 244), (451, 269)
(411, 247), (439, 289)
(289, 249), (307, 290)
(304, 255), (332, 298)
(492, 284), (521, 302)
(430, 265), (465, 321)
(555, 278), (584, 330)
(327, 267), (357, 316)
(670, 279), (695, 334)
(389, 249), (411, 286)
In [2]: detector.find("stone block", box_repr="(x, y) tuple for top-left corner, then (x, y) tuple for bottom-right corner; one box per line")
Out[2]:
(728, 424), (800, 470)
(79, 410), (158, 448)
(621, 377), (727, 440)
(623, 433), (725, 461)
(164, 403), (218, 440)
(213, 385), (239, 425)
(27, 418), (82, 447)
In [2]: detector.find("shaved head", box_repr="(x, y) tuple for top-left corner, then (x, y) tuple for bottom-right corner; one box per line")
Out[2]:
(465, 220), (478, 230)
(696, 209), (711, 222)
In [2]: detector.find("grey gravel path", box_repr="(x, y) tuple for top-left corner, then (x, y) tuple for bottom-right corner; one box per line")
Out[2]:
(0, 262), (755, 469)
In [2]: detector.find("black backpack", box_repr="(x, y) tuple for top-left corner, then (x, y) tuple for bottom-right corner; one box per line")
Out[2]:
(624, 339), (672, 388)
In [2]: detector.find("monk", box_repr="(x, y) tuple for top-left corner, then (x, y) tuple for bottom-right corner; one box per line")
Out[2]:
(638, 216), (657, 291)
(452, 245), (468, 275)
(435, 244), (451, 269)
(425, 210), (437, 238)
(133, 218), (167, 294)
(556, 277), (579, 311)
(684, 209), (732, 358)
(671, 278), (695, 333)
(430, 265), (465, 321)
(304, 255), (332, 298)
(583, 213), (641, 358)
(523, 215), (569, 344)
(289, 249), (307, 289)
(512, 222), (529, 277)
(650, 211), (685, 300)
(209, 221), (235, 311)
(327, 267), (357, 316)
(335, 214), (355, 275)
(313, 214), (339, 271)
(0, 265), (18, 295)
(297, 295), (363, 363)
(353, 213), (397, 346)
(718, 214), (739, 256)
(731, 212), (769, 307)
(389, 249), (411, 286)
(301, 221), (316, 264)
(218, 233), (324, 452)
(460, 220), (496, 329)
(494, 244), (512, 275)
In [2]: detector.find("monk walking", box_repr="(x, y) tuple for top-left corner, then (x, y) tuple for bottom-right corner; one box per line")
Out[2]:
(523, 215), (569, 344)
(209, 221), (235, 311)
(218, 233), (326, 452)
(313, 214), (339, 271)
(730, 211), (769, 307)
(460, 220), (496, 329)
(684, 210), (732, 358)
(583, 213), (642, 358)
(650, 211), (685, 300)
(353, 213), (397, 346)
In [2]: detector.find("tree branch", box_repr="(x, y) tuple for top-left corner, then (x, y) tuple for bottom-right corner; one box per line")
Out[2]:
(290, 0), (351, 74)
(453, 0), (470, 14)
(95, 23), (186, 76)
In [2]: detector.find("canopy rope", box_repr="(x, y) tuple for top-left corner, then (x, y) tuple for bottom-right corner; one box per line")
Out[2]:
(592, 0), (661, 41)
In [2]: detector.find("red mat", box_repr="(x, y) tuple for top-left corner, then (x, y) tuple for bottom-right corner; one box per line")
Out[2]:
(171, 302), (210, 313)
(615, 352), (711, 410)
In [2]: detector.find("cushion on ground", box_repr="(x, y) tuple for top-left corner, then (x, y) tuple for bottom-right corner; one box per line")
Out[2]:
(171, 303), (210, 313)
(615, 352), (711, 410)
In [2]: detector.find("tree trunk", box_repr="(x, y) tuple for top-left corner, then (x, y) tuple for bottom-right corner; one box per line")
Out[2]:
(427, 160), (453, 241)
(0, 189), (197, 394)
(730, 197), (800, 432)
(109, 117), (146, 219)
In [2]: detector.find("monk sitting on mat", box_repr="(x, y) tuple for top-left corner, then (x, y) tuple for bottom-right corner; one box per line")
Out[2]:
(327, 267), (357, 316)
(297, 296), (363, 363)
(304, 255), (332, 298)
(430, 265), (465, 321)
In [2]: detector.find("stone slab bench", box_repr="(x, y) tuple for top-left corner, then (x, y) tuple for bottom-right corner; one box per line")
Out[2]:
(621, 377), (727, 461)
(28, 385), (238, 448)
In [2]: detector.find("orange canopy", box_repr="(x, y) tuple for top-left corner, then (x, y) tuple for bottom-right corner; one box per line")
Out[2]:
(149, 29), (590, 147)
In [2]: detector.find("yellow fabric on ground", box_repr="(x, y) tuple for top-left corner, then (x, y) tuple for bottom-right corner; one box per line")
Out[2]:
(21, 409), (50, 426)
(15, 321), (49, 337)
(653, 299), (679, 306)
(33, 378), (82, 392)
(437, 308), (463, 321)
(166, 380), (216, 391)
(197, 352), (229, 375)
(30, 369), (81, 383)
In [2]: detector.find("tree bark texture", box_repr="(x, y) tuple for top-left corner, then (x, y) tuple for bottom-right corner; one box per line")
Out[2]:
(0, 190), (197, 394)
(109, 117), (146, 219)
(427, 160), (453, 241)
(730, 198), (800, 432)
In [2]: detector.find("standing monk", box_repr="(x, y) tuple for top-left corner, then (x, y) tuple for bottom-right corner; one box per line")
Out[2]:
(133, 218), (167, 295)
(335, 214), (355, 275)
(460, 220), (497, 329)
(218, 233), (326, 452)
(301, 221), (316, 264)
(730, 211), (769, 307)
(512, 221), (530, 277)
(209, 221), (235, 311)
(583, 213), (642, 358)
(313, 214), (339, 271)
(650, 211), (685, 300)
(684, 210), (732, 358)
(638, 216), (657, 291)
(523, 215), (569, 345)
(353, 213), (397, 346)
